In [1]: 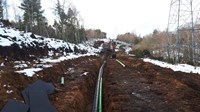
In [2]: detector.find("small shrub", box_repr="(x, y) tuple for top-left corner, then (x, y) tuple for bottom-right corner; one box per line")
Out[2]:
(0, 19), (12, 27)
(187, 61), (194, 66)
(152, 56), (163, 61)
(143, 49), (151, 57)
(164, 58), (175, 64)
(134, 49), (151, 58)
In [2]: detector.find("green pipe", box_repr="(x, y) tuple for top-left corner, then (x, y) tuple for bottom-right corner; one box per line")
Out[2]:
(99, 78), (103, 112)
(61, 76), (64, 86)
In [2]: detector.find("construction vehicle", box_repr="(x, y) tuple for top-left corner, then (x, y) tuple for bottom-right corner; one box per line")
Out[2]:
(101, 40), (116, 59)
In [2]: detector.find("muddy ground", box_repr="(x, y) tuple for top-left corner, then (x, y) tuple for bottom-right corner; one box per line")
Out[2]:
(1, 52), (200, 112)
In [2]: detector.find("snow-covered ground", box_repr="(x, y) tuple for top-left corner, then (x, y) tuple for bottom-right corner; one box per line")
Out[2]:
(13, 38), (132, 77)
(13, 47), (98, 77)
(143, 58), (200, 74)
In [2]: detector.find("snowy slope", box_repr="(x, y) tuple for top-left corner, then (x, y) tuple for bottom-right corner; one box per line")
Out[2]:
(0, 25), (101, 77)
(0, 27), (99, 53)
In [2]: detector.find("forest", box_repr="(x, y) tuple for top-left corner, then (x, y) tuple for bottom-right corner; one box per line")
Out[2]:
(0, 0), (106, 44)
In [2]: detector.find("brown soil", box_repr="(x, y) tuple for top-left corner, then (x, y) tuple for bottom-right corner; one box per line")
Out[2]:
(1, 52), (200, 112)
(103, 53), (200, 112)
(0, 56), (102, 112)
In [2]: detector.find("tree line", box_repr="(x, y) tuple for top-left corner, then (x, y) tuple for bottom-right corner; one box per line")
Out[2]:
(118, 27), (200, 65)
(0, 0), (106, 44)
(117, 32), (141, 45)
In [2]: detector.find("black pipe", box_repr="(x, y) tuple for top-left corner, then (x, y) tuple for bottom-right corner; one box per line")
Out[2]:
(92, 61), (106, 112)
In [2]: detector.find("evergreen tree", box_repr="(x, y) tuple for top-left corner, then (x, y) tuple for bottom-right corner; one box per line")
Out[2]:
(19, 0), (45, 33)
(79, 27), (87, 42)
(54, 0), (86, 44)
(54, 0), (67, 40)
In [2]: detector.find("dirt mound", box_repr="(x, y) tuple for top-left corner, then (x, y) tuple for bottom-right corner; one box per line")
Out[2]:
(0, 37), (74, 61)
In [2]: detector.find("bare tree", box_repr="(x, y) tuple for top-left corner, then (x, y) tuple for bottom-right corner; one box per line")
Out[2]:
(0, 0), (3, 19)
(2, 0), (8, 19)
(11, 0), (21, 22)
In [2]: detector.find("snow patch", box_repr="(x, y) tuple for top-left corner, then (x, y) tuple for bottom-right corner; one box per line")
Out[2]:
(66, 68), (75, 74)
(125, 47), (132, 54)
(6, 90), (13, 94)
(48, 50), (54, 56)
(14, 64), (28, 69)
(33, 64), (52, 68)
(15, 68), (43, 77)
(41, 53), (97, 63)
(14, 61), (31, 64)
(0, 37), (13, 46)
(0, 63), (4, 66)
(81, 72), (89, 76)
(143, 58), (200, 74)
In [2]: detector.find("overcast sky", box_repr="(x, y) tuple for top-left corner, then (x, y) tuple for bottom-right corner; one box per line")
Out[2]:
(68, 0), (171, 38)
(9, 0), (171, 38)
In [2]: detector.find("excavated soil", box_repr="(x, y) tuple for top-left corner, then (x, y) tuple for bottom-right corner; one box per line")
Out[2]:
(1, 52), (200, 112)
(103, 52), (200, 112)
(0, 56), (102, 112)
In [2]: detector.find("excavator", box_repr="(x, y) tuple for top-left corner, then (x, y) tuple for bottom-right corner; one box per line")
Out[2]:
(101, 40), (116, 59)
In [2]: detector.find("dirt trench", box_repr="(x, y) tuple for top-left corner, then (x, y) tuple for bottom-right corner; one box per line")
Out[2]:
(0, 56), (102, 112)
(103, 53), (200, 112)
(47, 56), (102, 112)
